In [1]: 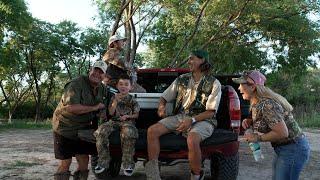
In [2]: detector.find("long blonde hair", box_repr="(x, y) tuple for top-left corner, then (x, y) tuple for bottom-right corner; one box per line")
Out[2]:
(255, 85), (293, 112)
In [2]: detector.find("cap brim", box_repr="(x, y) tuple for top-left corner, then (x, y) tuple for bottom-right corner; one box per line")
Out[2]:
(93, 66), (106, 74)
(232, 76), (247, 84)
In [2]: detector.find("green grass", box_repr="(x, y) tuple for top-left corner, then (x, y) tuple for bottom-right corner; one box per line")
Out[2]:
(4, 160), (41, 170)
(0, 119), (51, 132)
(296, 112), (320, 128)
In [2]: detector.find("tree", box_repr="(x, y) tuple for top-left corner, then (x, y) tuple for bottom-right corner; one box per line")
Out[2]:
(146, 0), (320, 75)
(94, 0), (163, 67)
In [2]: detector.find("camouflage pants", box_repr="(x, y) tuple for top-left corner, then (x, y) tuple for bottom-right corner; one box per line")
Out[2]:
(95, 120), (138, 169)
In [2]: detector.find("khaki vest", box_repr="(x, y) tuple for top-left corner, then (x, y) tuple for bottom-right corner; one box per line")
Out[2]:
(173, 73), (217, 126)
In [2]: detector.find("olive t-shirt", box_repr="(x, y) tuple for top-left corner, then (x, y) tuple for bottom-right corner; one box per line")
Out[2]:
(52, 75), (107, 140)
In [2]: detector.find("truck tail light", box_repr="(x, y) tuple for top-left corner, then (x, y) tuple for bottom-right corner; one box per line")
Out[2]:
(226, 85), (241, 134)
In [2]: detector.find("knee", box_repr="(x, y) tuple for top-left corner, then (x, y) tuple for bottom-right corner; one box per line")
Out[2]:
(187, 133), (201, 150)
(96, 124), (111, 137)
(147, 124), (162, 138)
(58, 159), (72, 172)
(121, 126), (138, 139)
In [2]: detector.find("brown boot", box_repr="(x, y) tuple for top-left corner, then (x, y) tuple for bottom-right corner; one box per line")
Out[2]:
(73, 170), (89, 180)
(54, 171), (71, 180)
(145, 160), (161, 180)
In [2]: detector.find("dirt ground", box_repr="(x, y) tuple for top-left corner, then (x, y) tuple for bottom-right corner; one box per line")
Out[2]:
(0, 129), (319, 180)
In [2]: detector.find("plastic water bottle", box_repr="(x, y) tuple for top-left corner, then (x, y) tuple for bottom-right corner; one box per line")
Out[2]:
(245, 128), (264, 161)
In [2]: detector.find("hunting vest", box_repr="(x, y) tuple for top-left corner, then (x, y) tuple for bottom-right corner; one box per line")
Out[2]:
(173, 73), (217, 126)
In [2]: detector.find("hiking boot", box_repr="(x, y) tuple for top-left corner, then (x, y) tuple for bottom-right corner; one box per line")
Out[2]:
(54, 171), (71, 180)
(94, 165), (106, 174)
(145, 159), (161, 180)
(73, 170), (89, 180)
(190, 170), (204, 180)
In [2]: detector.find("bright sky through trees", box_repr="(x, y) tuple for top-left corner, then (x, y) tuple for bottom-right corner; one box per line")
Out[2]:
(25, 0), (98, 28)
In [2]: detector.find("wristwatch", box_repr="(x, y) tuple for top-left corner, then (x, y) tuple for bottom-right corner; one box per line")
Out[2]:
(191, 117), (197, 124)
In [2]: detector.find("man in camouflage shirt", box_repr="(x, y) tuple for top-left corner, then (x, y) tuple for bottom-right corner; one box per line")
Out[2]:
(94, 74), (140, 176)
(146, 50), (222, 180)
(52, 61), (108, 180)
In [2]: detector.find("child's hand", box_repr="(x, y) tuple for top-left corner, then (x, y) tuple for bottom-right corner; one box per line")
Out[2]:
(120, 115), (130, 121)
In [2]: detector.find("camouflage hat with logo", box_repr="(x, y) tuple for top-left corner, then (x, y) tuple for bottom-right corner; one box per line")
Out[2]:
(92, 61), (108, 73)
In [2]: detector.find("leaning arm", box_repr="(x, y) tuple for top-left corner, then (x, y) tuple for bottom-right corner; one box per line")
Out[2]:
(64, 103), (104, 115)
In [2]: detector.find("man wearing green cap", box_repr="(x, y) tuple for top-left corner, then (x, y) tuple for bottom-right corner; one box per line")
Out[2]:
(145, 50), (222, 180)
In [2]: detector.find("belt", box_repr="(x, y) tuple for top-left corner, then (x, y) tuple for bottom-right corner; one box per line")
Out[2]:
(272, 134), (305, 148)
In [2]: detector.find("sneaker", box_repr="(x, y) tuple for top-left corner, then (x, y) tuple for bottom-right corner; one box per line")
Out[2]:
(94, 165), (105, 174)
(191, 170), (204, 180)
(123, 165), (135, 176)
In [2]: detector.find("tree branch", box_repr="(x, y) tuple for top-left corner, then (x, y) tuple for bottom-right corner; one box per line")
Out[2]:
(175, 0), (251, 67)
(169, 0), (212, 67)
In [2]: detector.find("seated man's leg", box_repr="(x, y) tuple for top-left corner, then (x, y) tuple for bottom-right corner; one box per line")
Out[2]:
(120, 122), (139, 176)
(94, 121), (115, 170)
(188, 121), (214, 179)
(146, 115), (180, 180)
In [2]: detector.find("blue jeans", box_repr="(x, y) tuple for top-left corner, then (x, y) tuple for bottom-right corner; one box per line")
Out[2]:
(272, 136), (310, 180)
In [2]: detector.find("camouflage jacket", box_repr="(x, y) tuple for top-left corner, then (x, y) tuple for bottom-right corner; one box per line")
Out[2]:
(251, 98), (303, 145)
(109, 94), (140, 122)
(173, 73), (218, 126)
(102, 48), (128, 70)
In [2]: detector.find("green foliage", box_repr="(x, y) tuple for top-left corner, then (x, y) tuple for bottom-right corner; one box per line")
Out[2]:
(4, 160), (41, 169)
(268, 69), (320, 106)
(146, 0), (320, 74)
(0, 120), (51, 132)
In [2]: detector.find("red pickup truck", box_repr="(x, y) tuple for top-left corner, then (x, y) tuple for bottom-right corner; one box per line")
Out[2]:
(94, 68), (245, 180)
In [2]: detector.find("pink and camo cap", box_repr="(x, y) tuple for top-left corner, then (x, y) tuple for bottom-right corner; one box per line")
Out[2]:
(232, 70), (266, 86)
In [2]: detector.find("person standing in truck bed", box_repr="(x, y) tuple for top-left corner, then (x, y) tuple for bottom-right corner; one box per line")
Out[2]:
(146, 50), (222, 180)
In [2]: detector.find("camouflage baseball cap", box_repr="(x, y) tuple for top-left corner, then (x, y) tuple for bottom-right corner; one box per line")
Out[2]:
(108, 35), (127, 46)
(92, 61), (108, 73)
(232, 70), (266, 86)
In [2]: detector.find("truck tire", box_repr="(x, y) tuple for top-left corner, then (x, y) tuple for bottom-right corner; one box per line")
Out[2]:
(210, 153), (239, 180)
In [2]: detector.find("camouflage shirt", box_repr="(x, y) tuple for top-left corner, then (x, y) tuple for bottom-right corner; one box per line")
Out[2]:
(52, 75), (107, 140)
(251, 98), (303, 144)
(109, 94), (140, 122)
(102, 48), (128, 70)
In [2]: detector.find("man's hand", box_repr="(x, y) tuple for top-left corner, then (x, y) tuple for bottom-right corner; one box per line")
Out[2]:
(95, 103), (105, 111)
(157, 106), (166, 118)
(176, 119), (192, 132)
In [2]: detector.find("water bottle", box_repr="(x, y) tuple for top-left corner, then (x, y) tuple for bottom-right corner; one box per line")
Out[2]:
(245, 128), (264, 161)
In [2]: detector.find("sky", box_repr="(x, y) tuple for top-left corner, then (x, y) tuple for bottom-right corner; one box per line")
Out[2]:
(25, 0), (98, 28)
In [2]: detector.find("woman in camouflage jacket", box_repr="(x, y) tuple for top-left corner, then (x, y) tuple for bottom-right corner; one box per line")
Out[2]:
(233, 70), (310, 180)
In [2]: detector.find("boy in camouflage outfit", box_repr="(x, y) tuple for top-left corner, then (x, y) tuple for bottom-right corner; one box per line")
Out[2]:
(94, 74), (140, 176)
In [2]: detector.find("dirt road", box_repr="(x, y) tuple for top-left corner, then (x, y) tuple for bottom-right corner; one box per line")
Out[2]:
(0, 129), (319, 180)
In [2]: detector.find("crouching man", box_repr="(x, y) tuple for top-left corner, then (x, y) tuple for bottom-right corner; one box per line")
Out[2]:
(52, 61), (108, 180)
